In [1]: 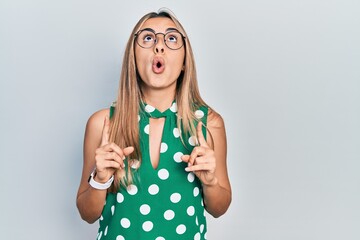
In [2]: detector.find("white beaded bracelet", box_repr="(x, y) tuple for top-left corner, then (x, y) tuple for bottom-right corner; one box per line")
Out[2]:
(88, 169), (114, 190)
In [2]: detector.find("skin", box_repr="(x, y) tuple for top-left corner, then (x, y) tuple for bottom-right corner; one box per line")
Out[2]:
(76, 17), (231, 223)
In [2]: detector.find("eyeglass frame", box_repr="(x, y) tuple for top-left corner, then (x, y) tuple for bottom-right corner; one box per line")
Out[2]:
(134, 28), (186, 50)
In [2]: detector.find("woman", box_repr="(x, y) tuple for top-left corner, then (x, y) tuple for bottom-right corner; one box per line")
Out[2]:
(76, 9), (231, 240)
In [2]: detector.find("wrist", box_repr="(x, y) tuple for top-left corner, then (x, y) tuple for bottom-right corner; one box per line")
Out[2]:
(203, 177), (218, 188)
(88, 169), (114, 190)
(93, 174), (107, 184)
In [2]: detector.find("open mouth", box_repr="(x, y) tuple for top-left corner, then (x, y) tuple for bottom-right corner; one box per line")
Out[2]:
(152, 57), (165, 74)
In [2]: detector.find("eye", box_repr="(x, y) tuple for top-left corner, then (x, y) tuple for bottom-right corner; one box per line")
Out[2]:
(143, 34), (154, 42)
(166, 34), (178, 42)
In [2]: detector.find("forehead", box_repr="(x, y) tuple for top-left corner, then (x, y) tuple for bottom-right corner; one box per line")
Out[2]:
(141, 17), (178, 32)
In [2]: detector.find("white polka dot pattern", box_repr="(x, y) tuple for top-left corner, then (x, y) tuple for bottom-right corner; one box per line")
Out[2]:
(176, 224), (186, 234)
(142, 221), (153, 232)
(117, 193), (124, 203)
(170, 193), (181, 203)
(173, 152), (183, 163)
(187, 172), (195, 182)
(145, 105), (155, 113)
(131, 160), (140, 169)
(200, 224), (204, 233)
(140, 204), (151, 215)
(160, 142), (168, 153)
(188, 136), (197, 146)
(126, 184), (138, 195)
(144, 124), (149, 134)
(164, 209), (175, 220)
(97, 103), (208, 239)
(173, 128), (180, 138)
(158, 168), (169, 180)
(120, 218), (130, 228)
(187, 206), (195, 216)
(195, 110), (204, 119)
(170, 102), (177, 112)
(194, 232), (201, 240)
(148, 184), (159, 195)
(193, 187), (200, 197)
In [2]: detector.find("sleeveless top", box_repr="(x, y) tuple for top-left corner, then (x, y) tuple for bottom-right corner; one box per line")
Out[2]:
(96, 101), (209, 240)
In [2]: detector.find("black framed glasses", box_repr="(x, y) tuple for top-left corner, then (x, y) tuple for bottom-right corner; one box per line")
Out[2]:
(135, 28), (185, 50)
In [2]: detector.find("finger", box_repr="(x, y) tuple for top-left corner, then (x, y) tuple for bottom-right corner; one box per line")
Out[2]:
(181, 155), (190, 163)
(95, 151), (122, 169)
(102, 143), (123, 158)
(187, 152), (197, 166)
(101, 160), (121, 170)
(187, 146), (205, 167)
(103, 152), (123, 163)
(100, 145), (134, 168)
(196, 122), (208, 147)
(101, 116), (110, 146)
(190, 146), (205, 158)
(123, 146), (135, 157)
(185, 162), (214, 172)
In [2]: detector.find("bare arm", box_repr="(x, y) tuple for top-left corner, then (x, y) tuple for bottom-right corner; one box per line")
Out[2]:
(76, 109), (109, 223)
(76, 109), (133, 223)
(182, 110), (232, 218)
(202, 111), (232, 217)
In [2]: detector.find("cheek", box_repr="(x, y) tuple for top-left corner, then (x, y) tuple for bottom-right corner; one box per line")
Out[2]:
(171, 51), (185, 70)
(135, 49), (147, 73)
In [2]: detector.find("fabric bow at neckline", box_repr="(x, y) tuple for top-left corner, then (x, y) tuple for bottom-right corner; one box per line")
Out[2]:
(141, 101), (178, 118)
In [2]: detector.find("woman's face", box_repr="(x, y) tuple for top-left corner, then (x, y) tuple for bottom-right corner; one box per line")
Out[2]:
(135, 17), (185, 93)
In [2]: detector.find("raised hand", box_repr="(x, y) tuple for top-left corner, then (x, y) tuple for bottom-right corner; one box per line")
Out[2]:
(181, 122), (218, 186)
(94, 116), (134, 183)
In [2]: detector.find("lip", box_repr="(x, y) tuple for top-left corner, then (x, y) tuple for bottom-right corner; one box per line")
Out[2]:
(152, 56), (165, 74)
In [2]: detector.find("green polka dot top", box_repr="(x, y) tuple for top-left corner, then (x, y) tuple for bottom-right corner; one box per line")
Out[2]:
(96, 101), (209, 240)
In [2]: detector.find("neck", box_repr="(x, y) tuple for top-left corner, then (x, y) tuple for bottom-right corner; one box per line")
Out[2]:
(141, 87), (176, 112)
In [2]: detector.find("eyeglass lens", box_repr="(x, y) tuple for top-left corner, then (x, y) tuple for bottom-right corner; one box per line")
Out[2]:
(136, 30), (184, 50)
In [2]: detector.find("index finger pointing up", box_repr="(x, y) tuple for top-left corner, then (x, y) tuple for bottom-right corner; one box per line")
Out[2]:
(196, 121), (208, 147)
(101, 115), (110, 146)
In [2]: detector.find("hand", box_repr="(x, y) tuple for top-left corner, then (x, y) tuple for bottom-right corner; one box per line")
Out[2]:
(181, 122), (218, 186)
(94, 116), (134, 183)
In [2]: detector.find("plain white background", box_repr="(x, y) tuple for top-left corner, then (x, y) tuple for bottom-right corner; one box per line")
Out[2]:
(1, 0), (359, 239)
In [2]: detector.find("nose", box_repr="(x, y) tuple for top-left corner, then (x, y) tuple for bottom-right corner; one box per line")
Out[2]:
(154, 35), (165, 54)
(155, 45), (165, 54)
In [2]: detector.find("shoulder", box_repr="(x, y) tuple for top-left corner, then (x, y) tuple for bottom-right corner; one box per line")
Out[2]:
(85, 108), (110, 134)
(205, 108), (226, 149)
(207, 108), (225, 130)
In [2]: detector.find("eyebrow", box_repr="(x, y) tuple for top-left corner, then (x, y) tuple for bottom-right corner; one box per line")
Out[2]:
(141, 28), (156, 33)
(165, 27), (179, 32)
(140, 27), (180, 33)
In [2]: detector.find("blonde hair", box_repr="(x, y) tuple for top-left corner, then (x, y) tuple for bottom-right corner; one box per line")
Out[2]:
(109, 9), (208, 192)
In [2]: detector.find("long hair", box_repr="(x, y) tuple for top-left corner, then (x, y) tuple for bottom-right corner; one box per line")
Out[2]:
(108, 9), (208, 192)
